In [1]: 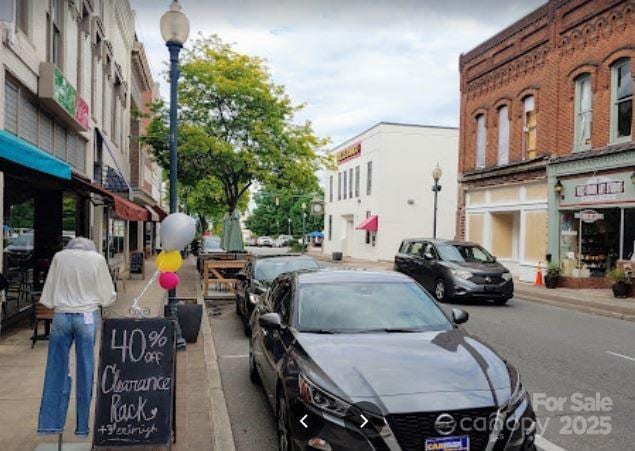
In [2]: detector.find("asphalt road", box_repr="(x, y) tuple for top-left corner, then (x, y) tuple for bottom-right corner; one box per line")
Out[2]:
(208, 248), (635, 451)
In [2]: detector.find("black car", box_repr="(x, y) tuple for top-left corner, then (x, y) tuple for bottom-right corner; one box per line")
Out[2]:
(235, 254), (320, 334)
(395, 239), (514, 304)
(250, 269), (536, 451)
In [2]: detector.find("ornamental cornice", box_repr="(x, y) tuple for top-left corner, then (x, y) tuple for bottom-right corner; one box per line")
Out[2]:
(556, 1), (635, 56)
(548, 147), (635, 176)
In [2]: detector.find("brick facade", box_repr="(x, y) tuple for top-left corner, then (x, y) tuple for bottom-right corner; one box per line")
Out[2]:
(457, 0), (635, 238)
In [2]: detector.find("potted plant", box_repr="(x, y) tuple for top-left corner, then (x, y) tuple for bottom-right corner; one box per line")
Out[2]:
(607, 269), (631, 298)
(544, 263), (561, 289)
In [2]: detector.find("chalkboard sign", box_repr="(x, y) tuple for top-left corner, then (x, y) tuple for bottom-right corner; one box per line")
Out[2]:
(130, 251), (145, 277)
(93, 318), (176, 448)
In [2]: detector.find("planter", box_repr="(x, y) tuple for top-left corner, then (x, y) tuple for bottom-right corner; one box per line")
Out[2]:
(544, 274), (559, 289)
(611, 282), (631, 299)
(177, 303), (203, 343)
(332, 252), (343, 261)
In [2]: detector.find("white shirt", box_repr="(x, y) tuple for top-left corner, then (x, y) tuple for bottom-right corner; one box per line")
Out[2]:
(39, 249), (116, 313)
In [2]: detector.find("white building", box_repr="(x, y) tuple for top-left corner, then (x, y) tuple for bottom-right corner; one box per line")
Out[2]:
(322, 122), (459, 262)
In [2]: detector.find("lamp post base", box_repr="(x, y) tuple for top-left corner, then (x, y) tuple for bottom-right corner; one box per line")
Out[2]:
(167, 290), (187, 350)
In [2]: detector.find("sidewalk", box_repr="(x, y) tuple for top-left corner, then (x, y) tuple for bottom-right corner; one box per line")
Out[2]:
(0, 256), (218, 450)
(308, 249), (635, 321)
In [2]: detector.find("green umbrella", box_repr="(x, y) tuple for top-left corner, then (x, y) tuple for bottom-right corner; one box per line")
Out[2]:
(223, 210), (244, 252)
(221, 212), (230, 250)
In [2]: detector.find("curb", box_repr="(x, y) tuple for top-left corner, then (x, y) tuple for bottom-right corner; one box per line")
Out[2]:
(199, 284), (237, 451)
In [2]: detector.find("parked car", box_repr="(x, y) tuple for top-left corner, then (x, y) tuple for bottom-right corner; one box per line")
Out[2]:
(246, 237), (257, 246)
(197, 236), (224, 272)
(236, 254), (319, 334)
(249, 269), (536, 451)
(273, 235), (294, 248)
(394, 238), (513, 304)
(257, 236), (274, 247)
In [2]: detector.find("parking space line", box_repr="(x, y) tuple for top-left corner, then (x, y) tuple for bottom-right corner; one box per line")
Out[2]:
(219, 354), (249, 359)
(606, 351), (635, 362)
(535, 435), (567, 451)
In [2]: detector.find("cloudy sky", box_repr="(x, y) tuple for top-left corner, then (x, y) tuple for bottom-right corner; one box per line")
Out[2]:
(131, 0), (544, 147)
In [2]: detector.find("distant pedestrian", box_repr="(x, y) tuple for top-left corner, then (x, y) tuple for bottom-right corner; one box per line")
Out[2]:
(37, 237), (116, 438)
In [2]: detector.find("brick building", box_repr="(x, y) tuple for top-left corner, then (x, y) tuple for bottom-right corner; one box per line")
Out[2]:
(457, 0), (634, 282)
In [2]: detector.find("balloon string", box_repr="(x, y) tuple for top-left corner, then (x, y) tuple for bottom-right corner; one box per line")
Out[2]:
(129, 270), (159, 318)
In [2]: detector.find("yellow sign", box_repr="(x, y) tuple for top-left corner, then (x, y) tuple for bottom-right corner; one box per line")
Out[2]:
(336, 143), (362, 164)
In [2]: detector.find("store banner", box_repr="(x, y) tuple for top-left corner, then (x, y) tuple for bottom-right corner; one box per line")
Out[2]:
(38, 62), (89, 132)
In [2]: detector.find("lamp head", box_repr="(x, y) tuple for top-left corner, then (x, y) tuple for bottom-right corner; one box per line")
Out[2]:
(160, 1), (190, 46)
(432, 163), (442, 183)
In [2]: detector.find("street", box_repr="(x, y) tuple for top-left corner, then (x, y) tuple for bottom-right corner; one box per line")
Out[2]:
(208, 248), (635, 451)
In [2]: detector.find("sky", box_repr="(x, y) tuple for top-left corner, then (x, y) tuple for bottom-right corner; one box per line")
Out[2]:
(131, 0), (544, 148)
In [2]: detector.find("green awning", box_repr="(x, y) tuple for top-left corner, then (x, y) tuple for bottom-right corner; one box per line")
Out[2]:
(0, 130), (71, 179)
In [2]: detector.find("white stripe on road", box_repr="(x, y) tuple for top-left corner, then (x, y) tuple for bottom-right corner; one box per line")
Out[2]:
(606, 351), (635, 362)
(535, 435), (567, 451)
(219, 354), (249, 359)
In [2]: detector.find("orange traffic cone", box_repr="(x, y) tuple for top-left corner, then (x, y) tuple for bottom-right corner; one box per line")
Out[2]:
(534, 261), (544, 287)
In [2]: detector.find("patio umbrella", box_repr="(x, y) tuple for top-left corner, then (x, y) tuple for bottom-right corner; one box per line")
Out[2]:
(222, 210), (244, 252)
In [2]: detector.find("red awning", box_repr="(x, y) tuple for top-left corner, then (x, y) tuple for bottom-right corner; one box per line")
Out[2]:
(113, 195), (148, 221)
(356, 215), (378, 232)
(145, 206), (159, 222)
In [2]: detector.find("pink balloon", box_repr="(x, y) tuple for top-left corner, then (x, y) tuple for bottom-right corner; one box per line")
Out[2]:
(159, 272), (180, 290)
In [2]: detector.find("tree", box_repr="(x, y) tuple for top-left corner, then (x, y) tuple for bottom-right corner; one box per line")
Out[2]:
(145, 35), (329, 221)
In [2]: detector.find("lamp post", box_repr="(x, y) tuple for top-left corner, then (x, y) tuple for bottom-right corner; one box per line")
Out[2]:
(160, 0), (189, 348)
(288, 217), (291, 235)
(431, 163), (442, 239)
(301, 202), (307, 253)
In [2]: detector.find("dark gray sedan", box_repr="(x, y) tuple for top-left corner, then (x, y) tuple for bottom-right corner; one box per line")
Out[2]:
(395, 239), (514, 304)
(249, 269), (536, 451)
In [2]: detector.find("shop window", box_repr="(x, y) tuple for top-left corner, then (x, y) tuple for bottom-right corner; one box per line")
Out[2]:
(4, 81), (18, 134)
(523, 96), (537, 159)
(348, 168), (353, 198)
(328, 215), (332, 241)
(366, 161), (372, 195)
(355, 165), (360, 197)
(611, 59), (632, 142)
(337, 172), (341, 200)
(497, 106), (509, 165)
(574, 74), (593, 152)
(63, 194), (78, 241)
(365, 210), (371, 244)
(475, 114), (486, 168)
(343, 170), (347, 199)
(329, 175), (333, 202)
(108, 218), (126, 258)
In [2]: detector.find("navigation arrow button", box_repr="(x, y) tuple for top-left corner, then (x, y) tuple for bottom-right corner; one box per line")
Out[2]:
(300, 414), (308, 428)
(360, 414), (368, 428)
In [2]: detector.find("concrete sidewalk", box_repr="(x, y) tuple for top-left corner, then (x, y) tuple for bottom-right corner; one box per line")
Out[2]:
(308, 249), (635, 321)
(0, 256), (221, 450)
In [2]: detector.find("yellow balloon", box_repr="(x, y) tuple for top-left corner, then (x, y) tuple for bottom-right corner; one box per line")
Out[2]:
(156, 250), (183, 272)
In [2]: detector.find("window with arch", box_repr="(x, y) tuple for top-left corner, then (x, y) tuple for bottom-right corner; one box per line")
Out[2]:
(574, 74), (593, 151)
(497, 105), (510, 165)
(523, 96), (537, 158)
(475, 114), (486, 168)
(611, 58), (632, 142)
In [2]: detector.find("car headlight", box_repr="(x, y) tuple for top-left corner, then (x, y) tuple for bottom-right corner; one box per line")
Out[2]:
(248, 293), (262, 305)
(502, 272), (513, 281)
(450, 268), (473, 280)
(299, 374), (350, 417)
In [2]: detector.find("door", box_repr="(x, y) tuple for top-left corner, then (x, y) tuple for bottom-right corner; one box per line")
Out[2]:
(341, 216), (354, 257)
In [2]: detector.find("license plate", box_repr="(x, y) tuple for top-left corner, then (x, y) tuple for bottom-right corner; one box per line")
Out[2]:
(425, 435), (469, 451)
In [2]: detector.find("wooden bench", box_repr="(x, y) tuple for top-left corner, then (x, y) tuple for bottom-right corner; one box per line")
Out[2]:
(31, 293), (54, 348)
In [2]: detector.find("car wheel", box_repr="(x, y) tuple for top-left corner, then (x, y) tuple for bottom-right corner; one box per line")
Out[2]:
(277, 391), (292, 451)
(494, 297), (510, 305)
(248, 341), (260, 385)
(434, 278), (447, 302)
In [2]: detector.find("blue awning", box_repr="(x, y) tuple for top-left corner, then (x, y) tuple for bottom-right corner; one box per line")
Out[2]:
(0, 130), (71, 179)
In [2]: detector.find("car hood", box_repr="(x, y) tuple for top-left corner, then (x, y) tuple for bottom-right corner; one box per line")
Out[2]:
(296, 328), (512, 410)
(445, 261), (508, 274)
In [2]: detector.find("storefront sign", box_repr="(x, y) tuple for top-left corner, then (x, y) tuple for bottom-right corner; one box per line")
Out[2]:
(575, 177), (624, 200)
(53, 68), (77, 115)
(575, 209), (604, 223)
(336, 143), (361, 164)
(38, 62), (89, 132)
(75, 96), (89, 129)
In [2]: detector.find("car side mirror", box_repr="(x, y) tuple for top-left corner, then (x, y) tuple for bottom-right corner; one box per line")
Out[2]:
(423, 252), (434, 260)
(259, 312), (282, 330)
(451, 308), (469, 325)
(492, 256), (497, 262)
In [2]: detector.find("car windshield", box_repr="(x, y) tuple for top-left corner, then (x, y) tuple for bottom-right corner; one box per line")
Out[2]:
(296, 282), (451, 332)
(11, 234), (33, 247)
(255, 258), (319, 281)
(437, 244), (495, 263)
(203, 237), (222, 251)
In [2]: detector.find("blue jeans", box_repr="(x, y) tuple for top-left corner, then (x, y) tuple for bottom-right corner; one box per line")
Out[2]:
(38, 311), (99, 437)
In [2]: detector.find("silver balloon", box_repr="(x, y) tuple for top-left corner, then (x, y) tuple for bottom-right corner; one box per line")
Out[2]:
(160, 213), (196, 251)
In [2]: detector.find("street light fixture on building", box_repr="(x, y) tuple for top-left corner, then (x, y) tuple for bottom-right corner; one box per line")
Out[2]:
(554, 179), (564, 200)
(431, 163), (442, 239)
(160, 0), (189, 349)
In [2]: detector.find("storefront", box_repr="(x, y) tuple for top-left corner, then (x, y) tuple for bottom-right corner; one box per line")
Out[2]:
(548, 146), (635, 287)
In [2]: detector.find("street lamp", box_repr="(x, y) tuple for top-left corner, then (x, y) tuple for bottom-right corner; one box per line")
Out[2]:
(160, 0), (189, 348)
(288, 217), (291, 235)
(431, 163), (442, 239)
(301, 202), (307, 253)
